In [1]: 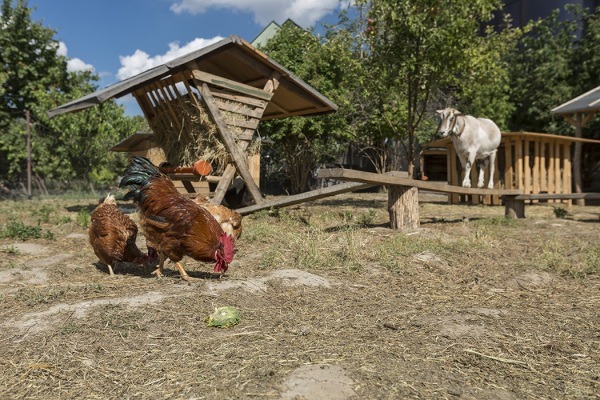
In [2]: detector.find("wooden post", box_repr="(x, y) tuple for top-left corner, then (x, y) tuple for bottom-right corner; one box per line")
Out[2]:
(504, 136), (513, 189)
(554, 141), (562, 195)
(524, 139), (531, 195)
(540, 141), (548, 193)
(548, 142), (555, 203)
(563, 142), (572, 206)
(388, 185), (420, 230)
(448, 145), (459, 204)
(25, 109), (32, 199)
(532, 139), (540, 203)
(515, 137), (523, 190)
(573, 114), (584, 206)
(504, 195), (525, 219)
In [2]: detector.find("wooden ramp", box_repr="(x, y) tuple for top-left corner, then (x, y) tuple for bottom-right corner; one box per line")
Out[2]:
(316, 168), (523, 197)
(236, 181), (381, 216)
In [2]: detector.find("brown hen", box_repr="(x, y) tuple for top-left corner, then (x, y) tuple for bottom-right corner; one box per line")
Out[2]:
(88, 194), (154, 276)
(119, 156), (235, 281)
(193, 195), (243, 240)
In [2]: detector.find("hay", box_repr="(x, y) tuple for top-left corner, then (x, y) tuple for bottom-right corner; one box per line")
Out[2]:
(148, 98), (260, 173)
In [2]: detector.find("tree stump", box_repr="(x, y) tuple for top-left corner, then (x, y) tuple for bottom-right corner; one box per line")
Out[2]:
(388, 185), (420, 230)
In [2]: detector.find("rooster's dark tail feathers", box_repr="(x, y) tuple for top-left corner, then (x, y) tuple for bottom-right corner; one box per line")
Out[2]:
(119, 156), (163, 204)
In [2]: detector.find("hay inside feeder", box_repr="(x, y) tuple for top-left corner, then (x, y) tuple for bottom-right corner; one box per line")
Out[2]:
(148, 97), (260, 174)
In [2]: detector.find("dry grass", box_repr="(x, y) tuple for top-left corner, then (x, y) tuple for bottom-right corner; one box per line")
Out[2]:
(149, 99), (260, 171)
(0, 192), (598, 399)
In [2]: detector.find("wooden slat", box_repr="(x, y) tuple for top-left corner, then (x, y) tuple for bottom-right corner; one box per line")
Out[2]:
(515, 137), (523, 190)
(449, 146), (459, 203)
(316, 169), (523, 196)
(226, 117), (260, 130)
(504, 137), (513, 189)
(210, 88), (269, 108)
(514, 193), (600, 201)
(547, 142), (555, 201)
(563, 142), (572, 206)
(533, 140), (540, 196)
(216, 99), (264, 118)
(192, 69), (273, 101)
(540, 142), (548, 193)
(554, 141), (562, 194)
(524, 139), (531, 194)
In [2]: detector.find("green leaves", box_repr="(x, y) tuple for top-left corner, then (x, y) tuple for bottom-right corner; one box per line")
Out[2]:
(0, 0), (141, 188)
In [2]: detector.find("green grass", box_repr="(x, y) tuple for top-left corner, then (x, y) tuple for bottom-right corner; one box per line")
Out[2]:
(0, 218), (43, 240)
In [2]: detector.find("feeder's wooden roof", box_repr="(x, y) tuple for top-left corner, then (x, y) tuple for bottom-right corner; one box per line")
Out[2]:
(110, 132), (155, 152)
(551, 85), (600, 116)
(47, 35), (337, 120)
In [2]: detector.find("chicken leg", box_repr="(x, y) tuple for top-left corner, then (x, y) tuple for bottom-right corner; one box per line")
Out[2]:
(152, 252), (167, 278)
(175, 262), (196, 282)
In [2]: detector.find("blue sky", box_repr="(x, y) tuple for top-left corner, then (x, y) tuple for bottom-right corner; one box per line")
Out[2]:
(30, 0), (347, 114)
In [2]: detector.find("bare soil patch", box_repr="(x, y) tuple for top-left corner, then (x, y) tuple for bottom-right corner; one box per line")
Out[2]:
(0, 192), (598, 399)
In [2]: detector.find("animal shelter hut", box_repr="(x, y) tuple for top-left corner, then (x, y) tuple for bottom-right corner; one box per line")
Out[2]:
(420, 131), (600, 206)
(48, 35), (338, 207)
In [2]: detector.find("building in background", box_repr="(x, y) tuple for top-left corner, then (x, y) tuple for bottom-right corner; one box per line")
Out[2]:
(494, 0), (599, 31)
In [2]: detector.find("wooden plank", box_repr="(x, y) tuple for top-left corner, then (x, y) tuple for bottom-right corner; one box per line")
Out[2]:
(563, 142), (572, 206)
(515, 137), (523, 190)
(192, 69), (273, 101)
(548, 142), (555, 201)
(226, 117), (260, 130)
(449, 146), (459, 203)
(540, 141), (548, 193)
(216, 99), (264, 118)
(236, 181), (381, 215)
(198, 83), (263, 204)
(524, 139), (531, 194)
(514, 193), (600, 201)
(316, 168), (523, 196)
(211, 89), (269, 108)
(533, 139), (540, 198)
(554, 141), (562, 194)
(504, 137), (513, 189)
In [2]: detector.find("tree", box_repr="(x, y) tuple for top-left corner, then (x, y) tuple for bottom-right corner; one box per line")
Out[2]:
(361, 0), (511, 176)
(258, 21), (355, 194)
(506, 8), (578, 134)
(0, 0), (141, 190)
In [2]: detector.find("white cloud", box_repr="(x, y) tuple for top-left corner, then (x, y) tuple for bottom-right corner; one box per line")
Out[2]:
(169, 0), (341, 28)
(117, 36), (224, 80)
(57, 41), (94, 73)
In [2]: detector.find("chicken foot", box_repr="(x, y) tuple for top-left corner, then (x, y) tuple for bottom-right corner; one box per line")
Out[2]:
(175, 262), (196, 282)
(151, 252), (196, 282)
(151, 252), (167, 278)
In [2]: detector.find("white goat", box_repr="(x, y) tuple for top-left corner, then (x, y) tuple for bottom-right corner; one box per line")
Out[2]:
(437, 108), (501, 189)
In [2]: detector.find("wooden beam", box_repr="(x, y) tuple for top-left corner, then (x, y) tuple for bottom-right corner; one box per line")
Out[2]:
(236, 181), (380, 215)
(198, 83), (263, 204)
(317, 168), (522, 196)
(192, 69), (273, 101)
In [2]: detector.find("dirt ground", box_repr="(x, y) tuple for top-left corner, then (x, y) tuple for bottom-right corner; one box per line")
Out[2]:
(0, 192), (598, 399)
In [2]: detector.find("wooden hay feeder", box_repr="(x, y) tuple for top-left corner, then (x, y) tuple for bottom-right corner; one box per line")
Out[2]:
(48, 35), (337, 207)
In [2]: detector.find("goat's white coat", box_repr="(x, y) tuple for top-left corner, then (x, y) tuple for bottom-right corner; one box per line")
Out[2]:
(437, 108), (501, 189)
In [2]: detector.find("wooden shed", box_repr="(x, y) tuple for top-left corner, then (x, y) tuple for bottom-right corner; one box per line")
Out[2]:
(48, 35), (338, 207)
(421, 132), (600, 205)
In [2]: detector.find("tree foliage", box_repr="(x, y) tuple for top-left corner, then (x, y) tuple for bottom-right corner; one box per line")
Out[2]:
(362, 0), (514, 175)
(0, 0), (140, 190)
(258, 21), (355, 194)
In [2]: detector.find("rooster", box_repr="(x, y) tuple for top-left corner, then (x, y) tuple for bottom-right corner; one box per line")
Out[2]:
(119, 156), (235, 281)
(193, 195), (243, 240)
(89, 194), (156, 276)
